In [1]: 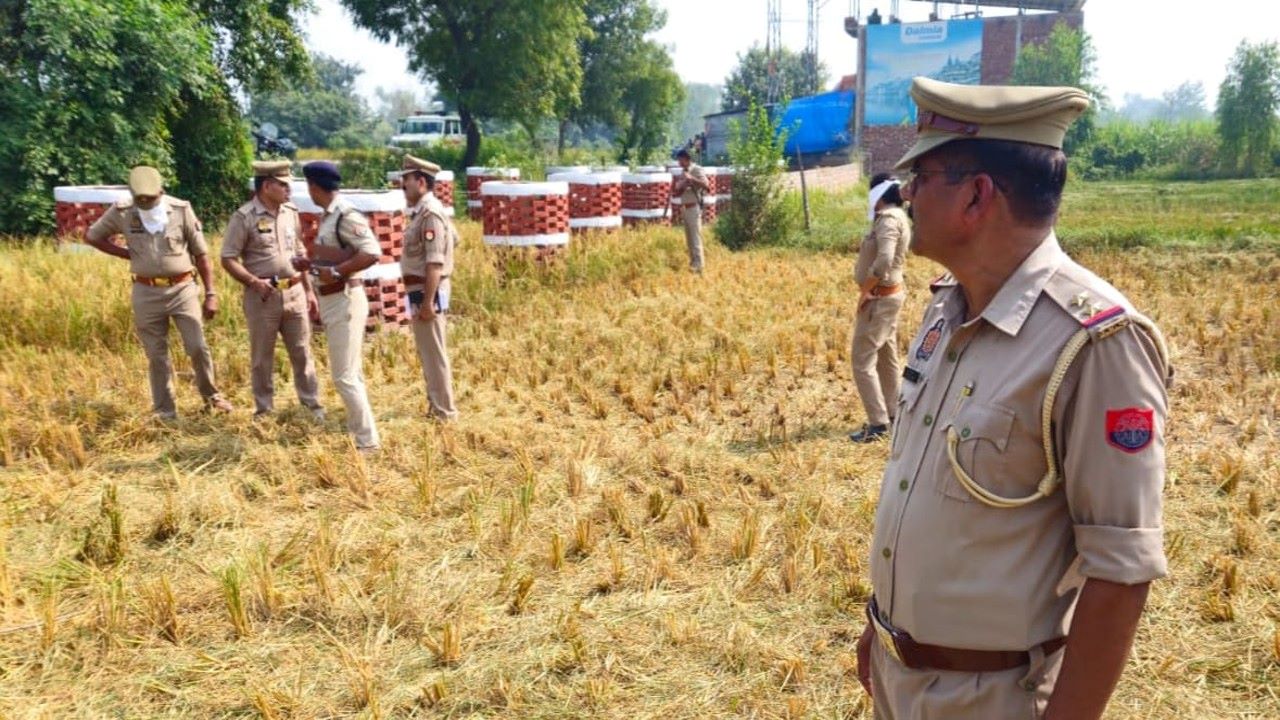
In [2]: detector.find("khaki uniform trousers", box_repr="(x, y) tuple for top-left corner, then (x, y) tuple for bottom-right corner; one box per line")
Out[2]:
(869, 636), (1062, 719)
(681, 205), (704, 272)
(851, 292), (904, 427)
(317, 286), (379, 449)
(242, 283), (320, 415)
(131, 281), (222, 416)
(411, 312), (458, 421)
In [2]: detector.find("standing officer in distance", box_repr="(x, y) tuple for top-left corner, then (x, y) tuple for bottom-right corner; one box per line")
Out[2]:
(673, 148), (711, 273)
(220, 160), (324, 420)
(849, 173), (911, 443)
(290, 161), (382, 451)
(399, 155), (459, 421)
(855, 78), (1172, 720)
(85, 166), (233, 419)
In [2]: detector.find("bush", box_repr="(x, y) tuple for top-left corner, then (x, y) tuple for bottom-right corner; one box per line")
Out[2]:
(1076, 120), (1221, 180)
(717, 102), (796, 251)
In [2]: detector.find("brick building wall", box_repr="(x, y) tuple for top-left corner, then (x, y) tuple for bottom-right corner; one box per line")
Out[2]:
(860, 11), (1085, 176)
(982, 11), (1084, 84)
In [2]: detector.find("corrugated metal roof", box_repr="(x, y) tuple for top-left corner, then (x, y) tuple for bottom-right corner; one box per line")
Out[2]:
(909, 0), (1086, 11)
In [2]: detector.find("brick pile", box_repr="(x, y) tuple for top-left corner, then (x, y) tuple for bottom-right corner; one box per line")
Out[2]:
(53, 186), (132, 242)
(433, 170), (455, 217)
(466, 167), (520, 220)
(701, 167), (721, 224)
(482, 180), (572, 271)
(716, 168), (735, 215)
(547, 171), (623, 233)
(621, 173), (672, 226)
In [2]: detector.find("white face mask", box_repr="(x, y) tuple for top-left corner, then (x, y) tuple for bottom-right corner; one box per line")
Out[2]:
(138, 198), (168, 234)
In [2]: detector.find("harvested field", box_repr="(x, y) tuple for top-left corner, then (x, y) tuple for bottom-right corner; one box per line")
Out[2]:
(0, 181), (1277, 718)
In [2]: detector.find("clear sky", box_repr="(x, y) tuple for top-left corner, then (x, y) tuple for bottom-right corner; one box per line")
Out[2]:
(305, 0), (1280, 109)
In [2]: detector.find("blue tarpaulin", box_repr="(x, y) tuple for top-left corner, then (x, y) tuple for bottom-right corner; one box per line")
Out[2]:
(778, 90), (855, 156)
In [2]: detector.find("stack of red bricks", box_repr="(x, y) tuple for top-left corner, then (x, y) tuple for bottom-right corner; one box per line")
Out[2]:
(434, 170), (456, 217)
(466, 167), (520, 220)
(715, 168), (735, 215)
(547, 171), (622, 233)
(482, 180), (571, 271)
(53, 186), (132, 242)
(700, 167), (721, 224)
(292, 187), (410, 333)
(621, 173), (672, 226)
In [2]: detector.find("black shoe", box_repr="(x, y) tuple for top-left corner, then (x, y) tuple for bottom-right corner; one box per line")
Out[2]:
(849, 424), (890, 443)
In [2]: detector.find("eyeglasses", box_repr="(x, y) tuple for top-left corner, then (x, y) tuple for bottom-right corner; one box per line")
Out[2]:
(902, 167), (977, 194)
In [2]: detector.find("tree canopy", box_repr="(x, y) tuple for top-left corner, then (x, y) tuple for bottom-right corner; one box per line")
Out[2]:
(249, 54), (388, 149)
(1216, 41), (1280, 176)
(722, 46), (827, 112)
(341, 0), (587, 167)
(0, 0), (310, 234)
(1010, 23), (1104, 152)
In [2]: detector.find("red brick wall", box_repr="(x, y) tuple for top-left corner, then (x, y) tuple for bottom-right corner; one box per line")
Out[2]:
(863, 126), (918, 176)
(982, 11), (1084, 84)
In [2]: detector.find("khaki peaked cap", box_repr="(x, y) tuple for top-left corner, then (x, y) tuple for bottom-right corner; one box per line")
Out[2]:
(894, 77), (1090, 171)
(402, 154), (442, 178)
(252, 160), (293, 182)
(128, 166), (163, 196)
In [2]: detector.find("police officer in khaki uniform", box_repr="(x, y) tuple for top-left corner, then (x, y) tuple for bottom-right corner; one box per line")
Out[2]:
(399, 155), (460, 421)
(855, 78), (1172, 720)
(849, 173), (911, 443)
(85, 166), (233, 419)
(290, 161), (382, 451)
(674, 149), (711, 273)
(220, 161), (323, 419)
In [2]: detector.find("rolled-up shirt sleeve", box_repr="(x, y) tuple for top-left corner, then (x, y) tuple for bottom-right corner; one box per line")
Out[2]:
(1058, 320), (1170, 585)
(338, 210), (382, 257)
(86, 206), (125, 244)
(220, 212), (247, 259)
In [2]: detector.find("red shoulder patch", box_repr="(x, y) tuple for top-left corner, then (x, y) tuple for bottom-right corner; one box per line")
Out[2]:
(1105, 407), (1154, 453)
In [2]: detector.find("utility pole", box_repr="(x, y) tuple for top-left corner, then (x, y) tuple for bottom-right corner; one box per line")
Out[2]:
(766, 0), (783, 104)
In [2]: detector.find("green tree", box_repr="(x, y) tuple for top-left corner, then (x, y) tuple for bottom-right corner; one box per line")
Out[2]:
(1216, 41), (1280, 177)
(341, 0), (586, 167)
(375, 87), (425, 126)
(1159, 81), (1209, 123)
(718, 102), (794, 250)
(193, 0), (312, 93)
(0, 0), (247, 234)
(722, 46), (826, 112)
(249, 53), (384, 149)
(1010, 23), (1104, 152)
(678, 83), (723, 145)
(614, 42), (684, 163)
(558, 0), (665, 155)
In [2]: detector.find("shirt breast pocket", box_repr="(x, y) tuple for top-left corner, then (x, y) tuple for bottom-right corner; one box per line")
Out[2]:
(937, 402), (1015, 503)
(162, 229), (186, 256)
(938, 401), (1047, 504)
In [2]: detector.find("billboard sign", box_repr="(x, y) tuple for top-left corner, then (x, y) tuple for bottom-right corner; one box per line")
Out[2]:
(864, 18), (984, 126)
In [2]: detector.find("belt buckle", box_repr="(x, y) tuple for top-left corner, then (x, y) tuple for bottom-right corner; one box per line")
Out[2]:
(872, 614), (905, 664)
(154, 277), (172, 287)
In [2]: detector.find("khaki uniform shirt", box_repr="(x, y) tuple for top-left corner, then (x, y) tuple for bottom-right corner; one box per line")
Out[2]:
(220, 197), (304, 278)
(869, 233), (1170, 651)
(315, 195), (382, 279)
(855, 207), (911, 287)
(680, 163), (709, 204)
(87, 196), (207, 277)
(401, 197), (455, 286)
